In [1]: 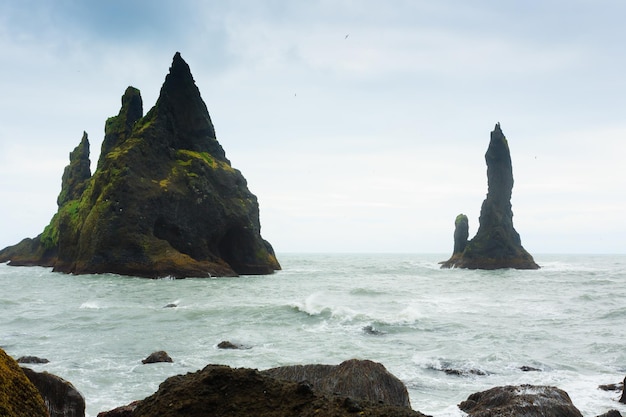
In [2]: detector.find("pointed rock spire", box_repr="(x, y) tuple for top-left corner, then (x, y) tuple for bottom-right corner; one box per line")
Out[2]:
(152, 52), (226, 160)
(440, 124), (538, 269)
(98, 86), (143, 167)
(57, 132), (91, 206)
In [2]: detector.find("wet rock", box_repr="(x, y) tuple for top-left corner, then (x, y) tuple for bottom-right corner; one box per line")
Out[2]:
(16, 356), (49, 364)
(263, 358), (412, 408)
(598, 382), (622, 391)
(520, 365), (542, 372)
(97, 400), (141, 417)
(21, 367), (85, 417)
(0, 348), (48, 417)
(459, 384), (583, 417)
(101, 364), (426, 417)
(362, 325), (385, 335)
(141, 351), (173, 364)
(620, 376), (626, 404)
(443, 367), (487, 376)
(441, 124), (539, 270)
(163, 303), (177, 308)
(217, 340), (250, 350)
(596, 410), (622, 417)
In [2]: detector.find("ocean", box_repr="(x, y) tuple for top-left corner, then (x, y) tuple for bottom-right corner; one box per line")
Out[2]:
(1, 253), (625, 417)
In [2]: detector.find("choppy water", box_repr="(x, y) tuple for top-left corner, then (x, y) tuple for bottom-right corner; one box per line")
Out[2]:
(1, 254), (625, 417)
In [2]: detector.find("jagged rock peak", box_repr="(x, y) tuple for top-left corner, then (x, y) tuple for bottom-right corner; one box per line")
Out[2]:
(119, 86), (144, 126)
(57, 132), (91, 206)
(154, 52), (225, 158)
(485, 122), (513, 205)
(0, 51), (280, 278)
(98, 86), (143, 167)
(440, 124), (539, 270)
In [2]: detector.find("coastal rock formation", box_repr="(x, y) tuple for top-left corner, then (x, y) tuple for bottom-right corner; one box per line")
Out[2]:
(263, 358), (412, 408)
(141, 351), (172, 364)
(16, 356), (50, 364)
(440, 124), (539, 269)
(0, 52), (280, 278)
(97, 401), (141, 417)
(620, 376), (626, 403)
(99, 364), (425, 417)
(21, 367), (86, 417)
(459, 385), (583, 417)
(597, 411), (623, 417)
(452, 214), (469, 255)
(0, 348), (48, 417)
(217, 340), (250, 350)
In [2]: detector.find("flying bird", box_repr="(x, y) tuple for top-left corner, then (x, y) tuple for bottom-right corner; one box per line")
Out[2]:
(345, 34), (349, 39)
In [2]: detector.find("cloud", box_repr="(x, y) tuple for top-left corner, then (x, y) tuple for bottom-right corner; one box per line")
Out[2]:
(0, 1), (625, 254)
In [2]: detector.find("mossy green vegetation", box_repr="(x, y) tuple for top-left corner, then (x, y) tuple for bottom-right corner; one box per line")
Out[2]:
(0, 349), (48, 417)
(176, 149), (235, 172)
(0, 52), (280, 278)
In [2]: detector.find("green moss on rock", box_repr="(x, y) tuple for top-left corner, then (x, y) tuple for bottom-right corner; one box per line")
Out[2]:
(0, 348), (48, 417)
(0, 52), (280, 278)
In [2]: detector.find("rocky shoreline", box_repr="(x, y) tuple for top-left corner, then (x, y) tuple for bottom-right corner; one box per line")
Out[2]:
(1, 347), (624, 417)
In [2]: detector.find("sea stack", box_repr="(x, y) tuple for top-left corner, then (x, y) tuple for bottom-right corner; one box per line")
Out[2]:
(0, 52), (280, 278)
(440, 123), (539, 269)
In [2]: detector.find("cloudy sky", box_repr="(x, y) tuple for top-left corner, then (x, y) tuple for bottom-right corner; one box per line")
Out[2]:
(1, 0), (624, 254)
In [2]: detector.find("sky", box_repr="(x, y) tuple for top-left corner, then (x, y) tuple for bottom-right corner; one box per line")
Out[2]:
(0, 0), (625, 255)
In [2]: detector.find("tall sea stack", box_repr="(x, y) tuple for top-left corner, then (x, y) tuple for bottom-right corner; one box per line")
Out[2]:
(0, 52), (280, 278)
(440, 123), (539, 269)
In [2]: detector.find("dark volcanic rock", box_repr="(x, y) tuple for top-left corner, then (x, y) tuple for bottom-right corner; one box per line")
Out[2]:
(452, 213), (469, 254)
(0, 52), (280, 278)
(141, 351), (173, 364)
(22, 367), (86, 417)
(620, 376), (626, 403)
(102, 364), (425, 417)
(441, 123), (539, 270)
(97, 400), (141, 417)
(459, 384), (582, 417)
(263, 358), (412, 408)
(217, 340), (250, 349)
(597, 411), (623, 417)
(58, 131), (92, 206)
(0, 348), (48, 417)
(16, 356), (49, 364)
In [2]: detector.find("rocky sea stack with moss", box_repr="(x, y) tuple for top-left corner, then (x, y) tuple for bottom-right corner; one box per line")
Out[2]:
(440, 123), (539, 270)
(0, 52), (280, 278)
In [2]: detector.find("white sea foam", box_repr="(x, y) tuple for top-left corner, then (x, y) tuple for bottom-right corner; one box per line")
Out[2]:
(79, 301), (101, 309)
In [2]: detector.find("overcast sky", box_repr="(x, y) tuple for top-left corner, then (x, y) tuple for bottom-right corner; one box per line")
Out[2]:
(1, 1), (625, 255)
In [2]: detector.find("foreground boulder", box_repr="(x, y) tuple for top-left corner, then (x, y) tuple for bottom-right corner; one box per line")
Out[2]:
(0, 52), (280, 278)
(459, 385), (582, 417)
(263, 358), (411, 408)
(0, 348), (48, 417)
(440, 123), (539, 269)
(100, 364), (425, 417)
(22, 367), (86, 417)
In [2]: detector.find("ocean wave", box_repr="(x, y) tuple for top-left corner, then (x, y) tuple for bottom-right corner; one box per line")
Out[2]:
(288, 293), (425, 328)
(79, 301), (102, 309)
